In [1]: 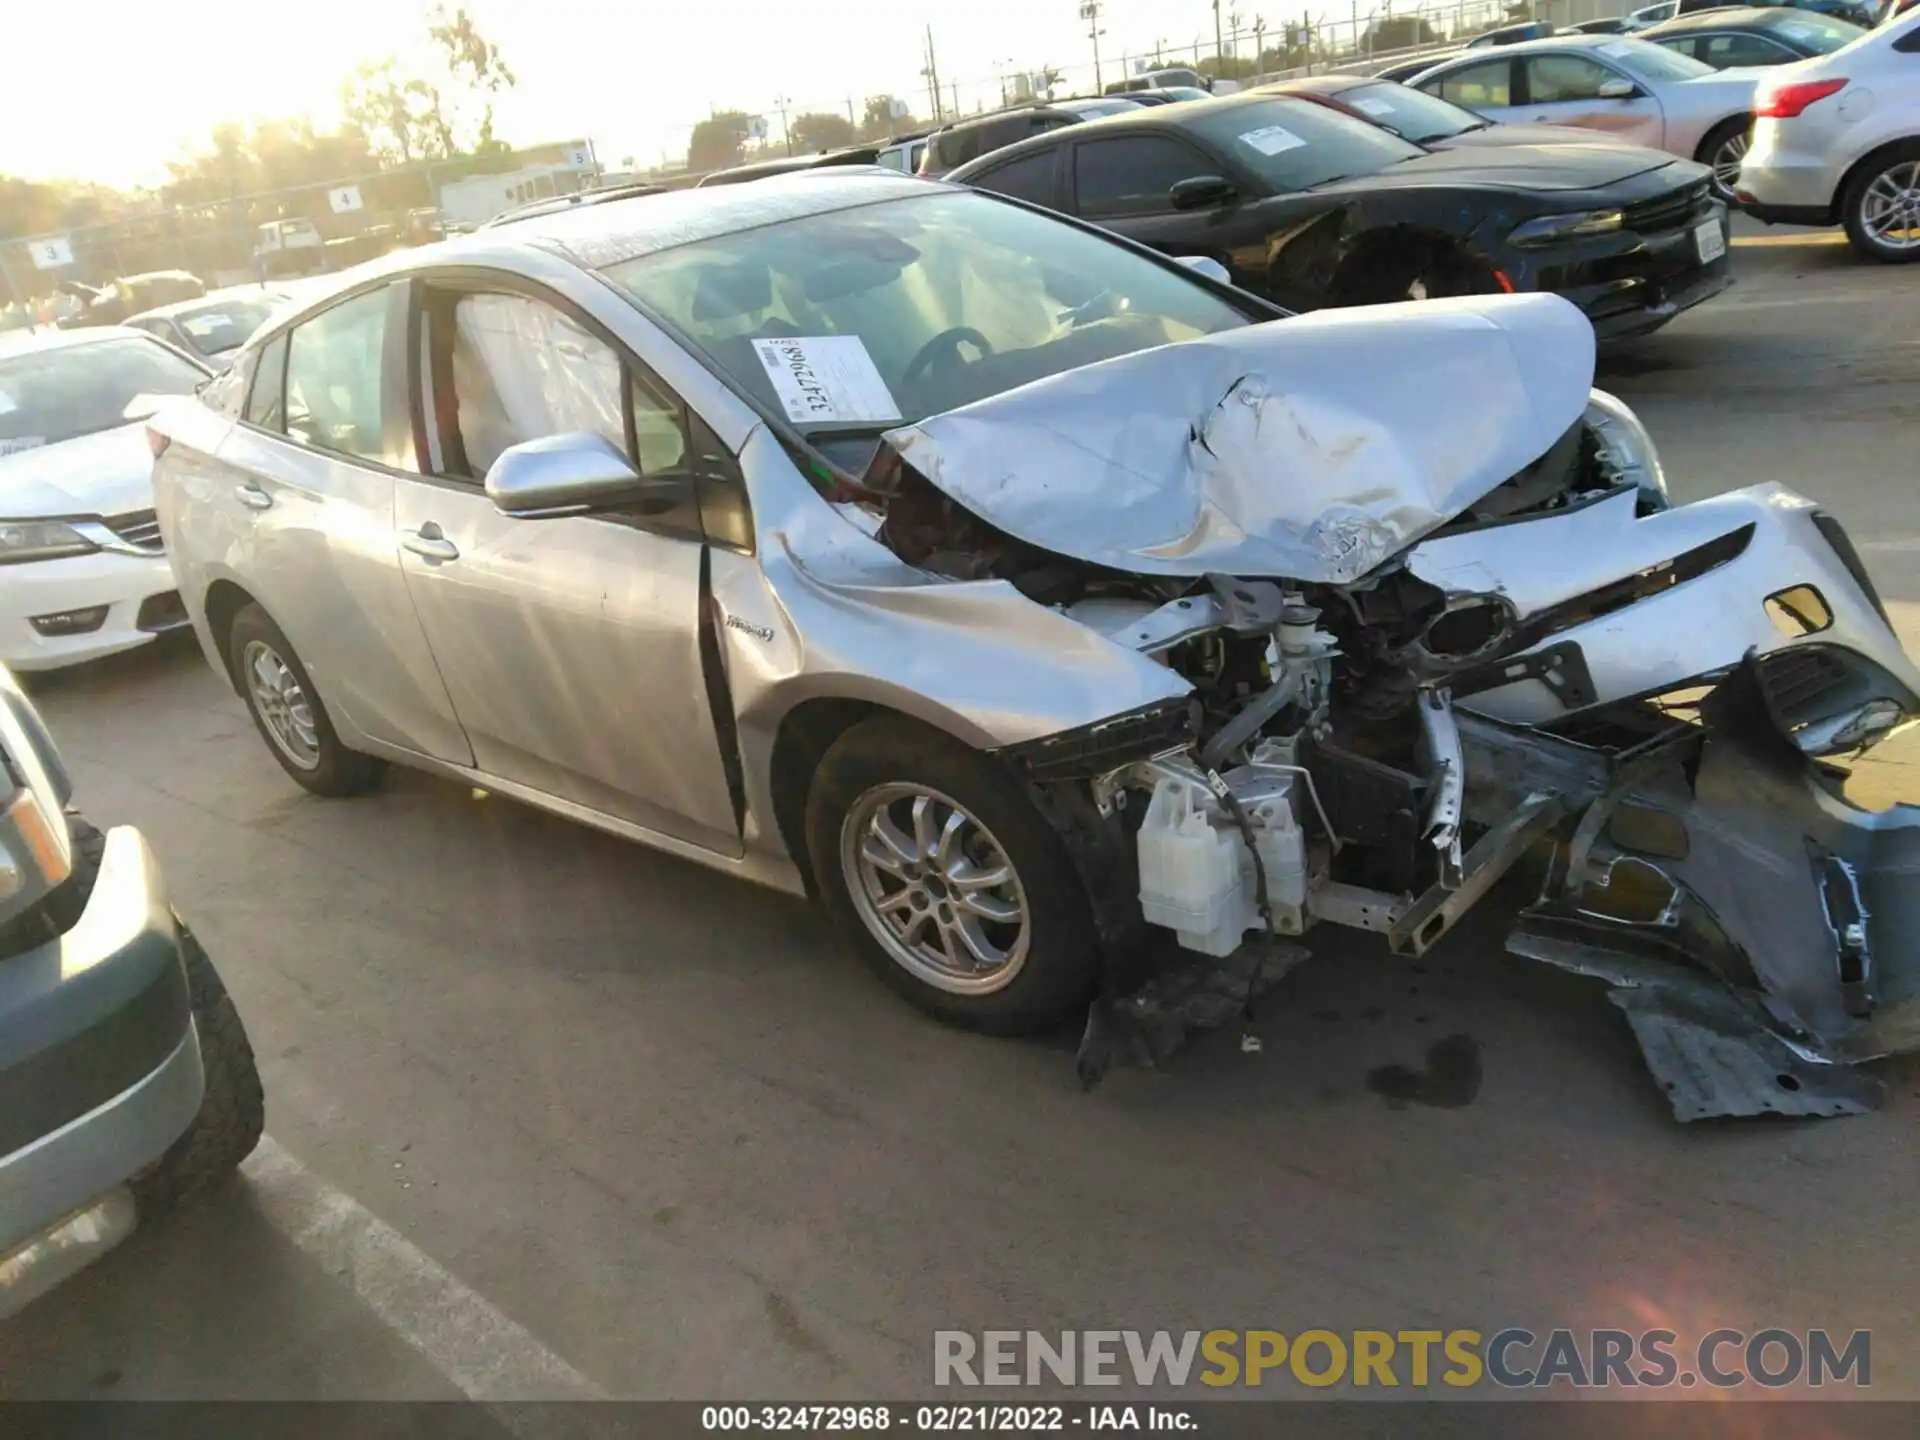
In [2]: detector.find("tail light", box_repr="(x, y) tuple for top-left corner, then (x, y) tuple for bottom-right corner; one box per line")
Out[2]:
(1754, 78), (1847, 119)
(146, 425), (171, 460)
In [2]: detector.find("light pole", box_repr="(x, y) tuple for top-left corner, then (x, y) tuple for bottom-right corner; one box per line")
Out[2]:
(1212, 0), (1225, 71)
(1078, 1), (1105, 93)
(772, 95), (793, 155)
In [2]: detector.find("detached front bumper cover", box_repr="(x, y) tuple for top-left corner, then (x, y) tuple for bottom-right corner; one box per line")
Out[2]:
(1501, 687), (1920, 1121)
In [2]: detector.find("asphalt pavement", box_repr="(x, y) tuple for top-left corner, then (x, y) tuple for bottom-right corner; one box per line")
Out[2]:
(3, 219), (1918, 1411)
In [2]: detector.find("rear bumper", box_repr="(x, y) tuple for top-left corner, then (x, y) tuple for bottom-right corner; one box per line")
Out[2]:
(1736, 129), (1845, 217)
(0, 828), (202, 1261)
(0, 550), (186, 672)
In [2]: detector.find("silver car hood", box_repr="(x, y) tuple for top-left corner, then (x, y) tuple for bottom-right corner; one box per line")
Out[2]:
(881, 293), (1597, 584)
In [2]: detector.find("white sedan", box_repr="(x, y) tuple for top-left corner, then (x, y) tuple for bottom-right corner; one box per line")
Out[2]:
(1735, 7), (1920, 259)
(0, 327), (209, 670)
(1407, 34), (1764, 197)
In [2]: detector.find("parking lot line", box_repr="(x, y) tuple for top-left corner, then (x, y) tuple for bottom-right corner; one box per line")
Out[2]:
(1731, 232), (1848, 247)
(242, 1136), (608, 1402)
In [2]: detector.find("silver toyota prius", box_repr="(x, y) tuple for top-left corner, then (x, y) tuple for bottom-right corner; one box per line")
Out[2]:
(151, 173), (1920, 1116)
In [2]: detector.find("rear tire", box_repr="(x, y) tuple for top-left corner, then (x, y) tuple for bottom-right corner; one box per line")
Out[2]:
(1697, 117), (1751, 204)
(805, 716), (1099, 1035)
(227, 603), (384, 796)
(1840, 143), (1920, 265)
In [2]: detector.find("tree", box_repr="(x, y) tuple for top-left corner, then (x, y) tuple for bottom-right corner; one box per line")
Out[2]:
(1197, 53), (1261, 82)
(1366, 16), (1440, 50)
(859, 95), (917, 141)
(689, 110), (751, 172)
(789, 112), (857, 154)
(338, 7), (517, 165)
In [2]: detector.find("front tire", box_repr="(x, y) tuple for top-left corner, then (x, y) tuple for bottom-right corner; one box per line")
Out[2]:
(131, 921), (266, 1214)
(227, 603), (384, 796)
(60, 817), (264, 1214)
(805, 716), (1099, 1035)
(1841, 144), (1920, 264)
(1339, 245), (1497, 306)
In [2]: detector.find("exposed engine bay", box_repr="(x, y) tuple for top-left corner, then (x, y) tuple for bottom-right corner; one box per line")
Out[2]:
(857, 386), (1920, 1122)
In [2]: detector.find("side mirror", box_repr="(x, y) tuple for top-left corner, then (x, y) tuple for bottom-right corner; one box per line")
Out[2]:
(1176, 255), (1232, 285)
(1597, 78), (1640, 99)
(484, 431), (690, 519)
(1169, 174), (1238, 211)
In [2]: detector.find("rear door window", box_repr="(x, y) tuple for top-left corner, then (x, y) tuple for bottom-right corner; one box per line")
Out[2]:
(1701, 32), (1796, 64)
(245, 332), (289, 432)
(968, 150), (1060, 206)
(1072, 136), (1219, 217)
(1431, 59), (1514, 107)
(1524, 54), (1617, 102)
(283, 286), (393, 462)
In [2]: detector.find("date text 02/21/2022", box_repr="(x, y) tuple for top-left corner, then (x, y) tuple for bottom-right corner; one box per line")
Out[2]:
(699, 1404), (1195, 1431)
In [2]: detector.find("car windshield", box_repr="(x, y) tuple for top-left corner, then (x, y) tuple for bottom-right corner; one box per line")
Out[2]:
(603, 190), (1256, 442)
(1183, 97), (1425, 189)
(0, 336), (205, 450)
(1335, 81), (1488, 141)
(172, 298), (279, 356)
(1763, 12), (1866, 48)
(1602, 36), (1716, 78)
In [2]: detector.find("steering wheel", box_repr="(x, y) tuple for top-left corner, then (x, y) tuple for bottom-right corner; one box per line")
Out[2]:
(901, 326), (994, 389)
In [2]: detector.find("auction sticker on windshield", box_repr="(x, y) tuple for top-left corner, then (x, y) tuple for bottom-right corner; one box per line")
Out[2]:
(1239, 124), (1307, 156)
(1353, 97), (1397, 116)
(752, 336), (902, 425)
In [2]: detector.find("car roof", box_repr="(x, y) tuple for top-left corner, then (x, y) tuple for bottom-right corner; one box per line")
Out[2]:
(1419, 31), (1657, 62)
(698, 147), (884, 185)
(416, 171), (946, 273)
(0, 325), (159, 359)
(1643, 5), (1815, 28)
(1255, 73), (1373, 96)
(124, 286), (290, 322)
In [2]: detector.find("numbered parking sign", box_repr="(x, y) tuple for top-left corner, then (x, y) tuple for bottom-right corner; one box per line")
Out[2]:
(28, 237), (73, 269)
(328, 186), (364, 214)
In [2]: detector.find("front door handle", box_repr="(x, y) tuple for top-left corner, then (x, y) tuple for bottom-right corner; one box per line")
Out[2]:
(235, 482), (274, 510)
(401, 525), (460, 562)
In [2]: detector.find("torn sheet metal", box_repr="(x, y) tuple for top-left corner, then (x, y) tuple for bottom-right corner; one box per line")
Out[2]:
(1465, 706), (1920, 1119)
(1409, 483), (1920, 727)
(882, 293), (1596, 585)
(1507, 919), (1884, 1120)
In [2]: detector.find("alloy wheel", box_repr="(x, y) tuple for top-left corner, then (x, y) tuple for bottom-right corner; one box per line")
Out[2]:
(1860, 161), (1920, 253)
(840, 783), (1032, 996)
(1710, 130), (1749, 200)
(243, 639), (321, 771)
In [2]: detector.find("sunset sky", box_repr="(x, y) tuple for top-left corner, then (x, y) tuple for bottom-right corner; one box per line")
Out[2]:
(0, 0), (1289, 187)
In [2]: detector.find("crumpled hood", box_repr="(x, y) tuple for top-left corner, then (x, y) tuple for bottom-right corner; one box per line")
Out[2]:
(0, 424), (157, 519)
(881, 292), (1597, 584)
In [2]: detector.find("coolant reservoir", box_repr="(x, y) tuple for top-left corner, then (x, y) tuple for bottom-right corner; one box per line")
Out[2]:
(1137, 779), (1249, 957)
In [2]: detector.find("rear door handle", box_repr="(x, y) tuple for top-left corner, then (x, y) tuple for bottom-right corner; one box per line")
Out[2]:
(234, 482), (274, 510)
(401, 526), (460, 562)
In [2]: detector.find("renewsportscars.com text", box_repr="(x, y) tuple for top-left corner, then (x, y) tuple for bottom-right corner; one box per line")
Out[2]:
(933, 1328), (1870, 1391)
